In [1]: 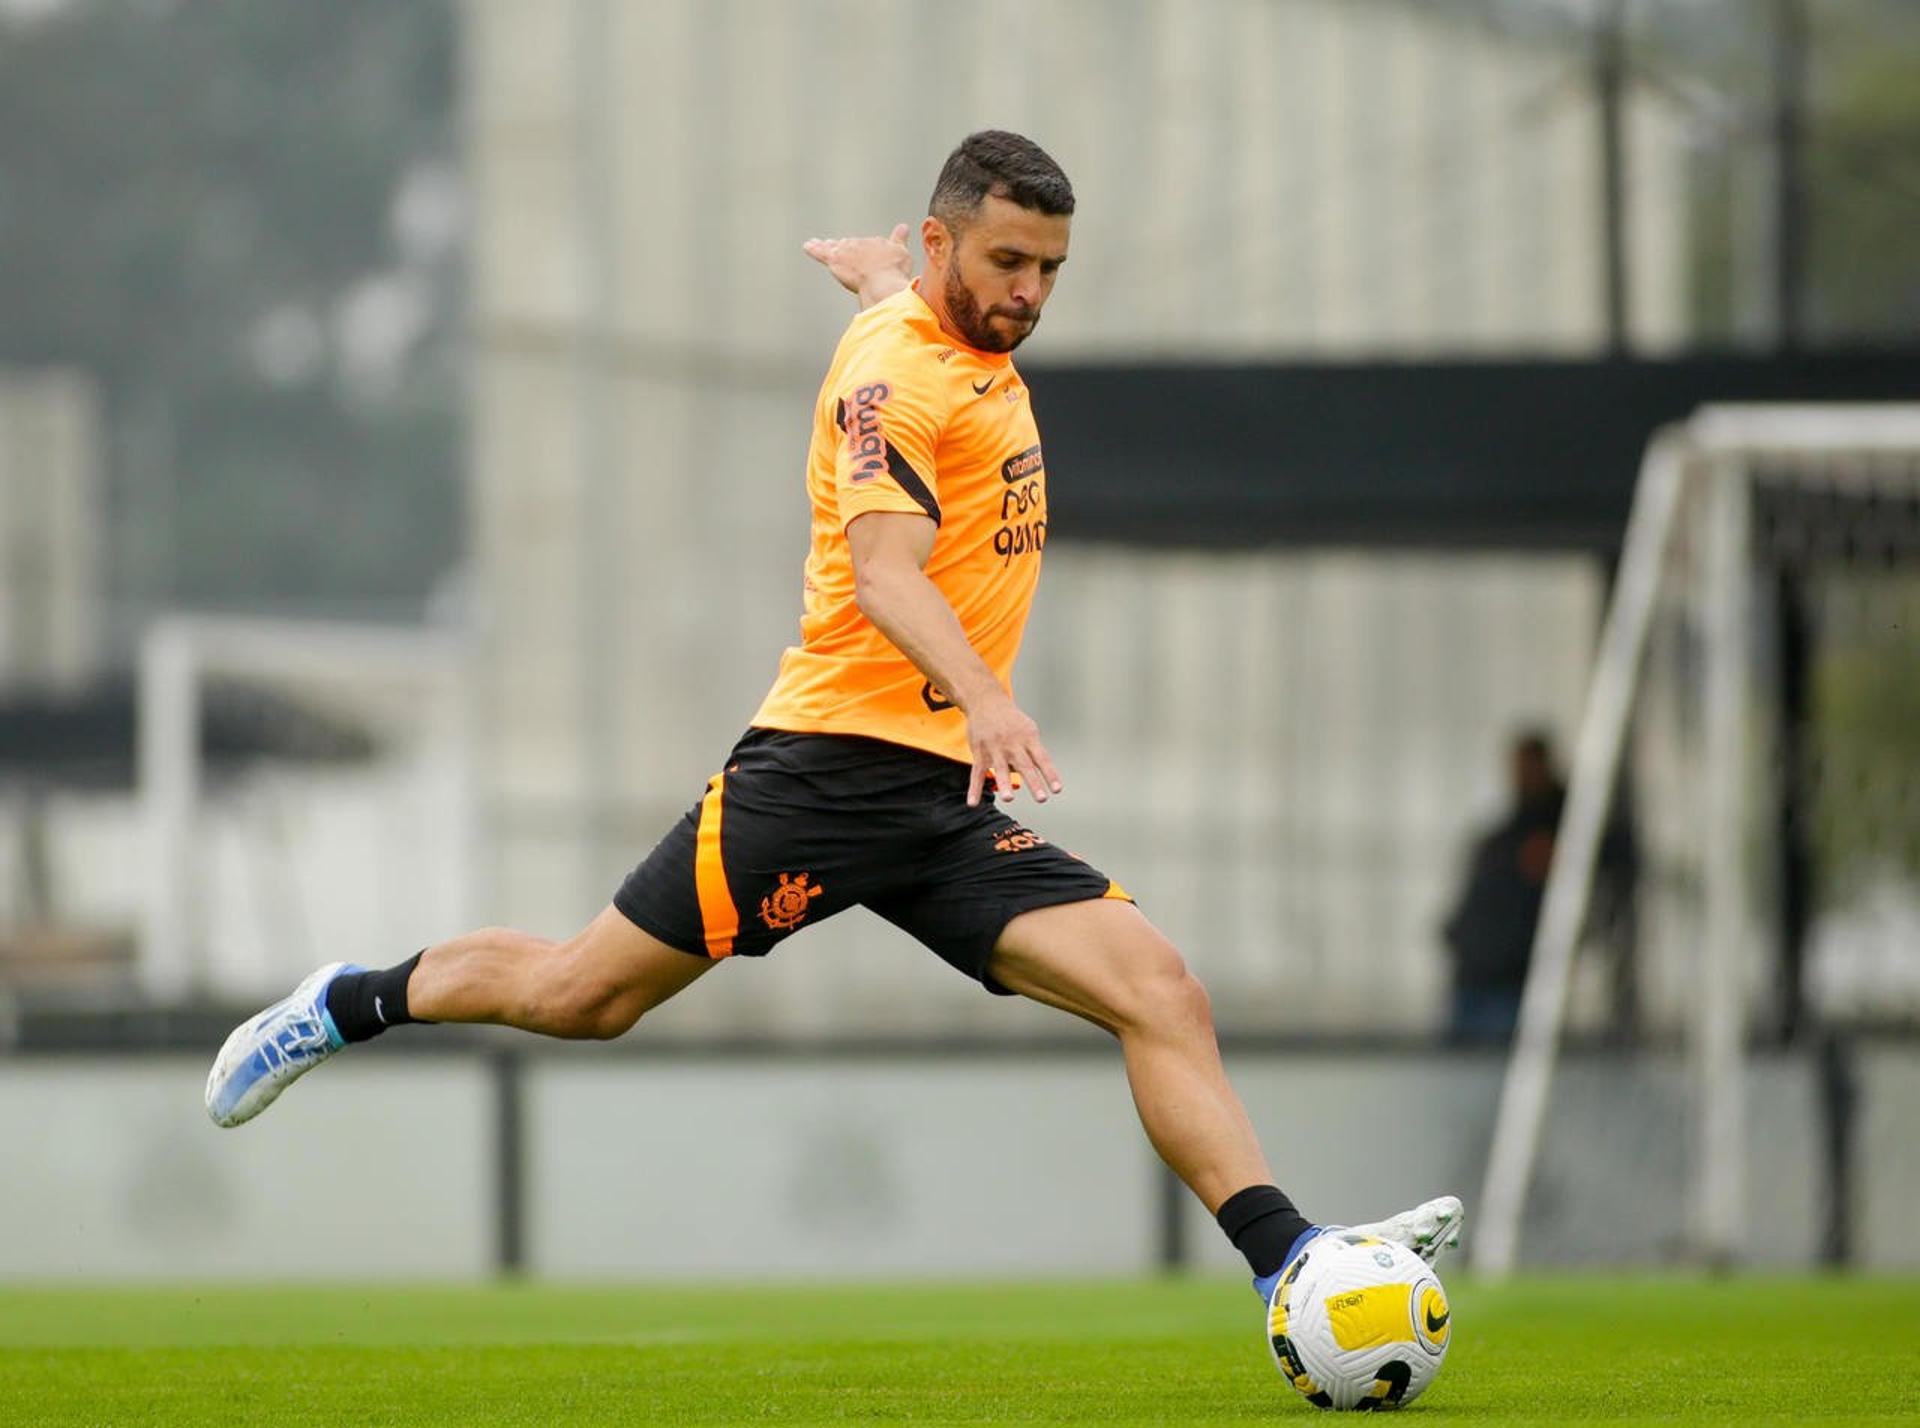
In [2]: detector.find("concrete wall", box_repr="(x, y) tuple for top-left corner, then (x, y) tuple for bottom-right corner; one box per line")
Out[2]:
(0, 1056), (494, 1279)
(3, 1044), (1912, 1279)
(524, 1057), (1153, 1278)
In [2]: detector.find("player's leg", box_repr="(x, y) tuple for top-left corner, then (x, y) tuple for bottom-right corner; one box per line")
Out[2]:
(872, 806), (1351, 1290)
(207, 730), (874, 1128)
(207, 760), (732, 1128)
(985, 897), (1462, 1295)
(395, 904), (712, 1039)
(988, 897), (1271, 1211)
(204, 905), (712, 1127)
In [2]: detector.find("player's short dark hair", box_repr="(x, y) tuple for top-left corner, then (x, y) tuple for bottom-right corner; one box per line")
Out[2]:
(929, 130), (1075, 230)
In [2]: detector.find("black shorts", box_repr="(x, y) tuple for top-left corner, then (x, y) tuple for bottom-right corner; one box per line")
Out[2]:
(613, 728), (1130, 994)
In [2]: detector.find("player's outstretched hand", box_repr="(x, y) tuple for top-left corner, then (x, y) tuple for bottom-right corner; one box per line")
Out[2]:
(803, 224), (913, 308)
(965, 693), (1064, 807)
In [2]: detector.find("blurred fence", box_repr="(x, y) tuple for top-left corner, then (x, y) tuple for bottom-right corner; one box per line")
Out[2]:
(4, 1037), (1918, 1278)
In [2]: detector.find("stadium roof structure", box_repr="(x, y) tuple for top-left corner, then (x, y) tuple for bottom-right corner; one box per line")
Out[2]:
(1031, 349), (1920, 553)
(0, 679), (376, 791)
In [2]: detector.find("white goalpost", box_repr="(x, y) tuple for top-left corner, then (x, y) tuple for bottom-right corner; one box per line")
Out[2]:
(1477, 404), (1920, 1275)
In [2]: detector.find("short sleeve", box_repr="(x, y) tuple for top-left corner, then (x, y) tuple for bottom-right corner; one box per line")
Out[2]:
(833, 371), (943, 528)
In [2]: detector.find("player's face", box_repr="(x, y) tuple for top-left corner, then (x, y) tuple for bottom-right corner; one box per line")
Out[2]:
(925, 196), (1070, 353)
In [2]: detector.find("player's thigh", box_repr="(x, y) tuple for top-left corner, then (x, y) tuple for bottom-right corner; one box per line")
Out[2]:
(865, 806), (1127, 997)
(985, 896), (1202, 1036)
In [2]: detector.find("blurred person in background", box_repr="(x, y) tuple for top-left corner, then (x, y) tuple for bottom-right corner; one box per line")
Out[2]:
(1440, 730), (1639, 1042)
(1442, 730), (1565, 1041)
(204, 131), (1461, 1323)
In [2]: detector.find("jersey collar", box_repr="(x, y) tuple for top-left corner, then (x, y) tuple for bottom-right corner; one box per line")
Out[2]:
(908, 280), (1016, 367)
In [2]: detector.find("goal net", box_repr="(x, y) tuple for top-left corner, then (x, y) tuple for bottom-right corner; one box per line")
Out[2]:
(1477, 405), (1920, 1273)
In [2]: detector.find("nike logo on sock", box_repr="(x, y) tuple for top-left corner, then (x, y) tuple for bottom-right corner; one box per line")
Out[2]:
(374, 996), (387, 1025)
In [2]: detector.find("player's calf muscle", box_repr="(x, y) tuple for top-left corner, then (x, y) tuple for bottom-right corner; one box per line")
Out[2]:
(488, 945), (641, 1040)
(407, 907), (705, 1039)
(410, 926), (572, 1031)
(525, 955), (646, 1040)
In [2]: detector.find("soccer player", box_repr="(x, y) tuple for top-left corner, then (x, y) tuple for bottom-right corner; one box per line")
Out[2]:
(207, 131), (1460, 1310)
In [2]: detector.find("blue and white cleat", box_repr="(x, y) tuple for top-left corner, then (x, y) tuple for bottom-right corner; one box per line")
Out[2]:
(1346, 1194), (1465, 1266)
(1253, 1195), (1464, 1302)
(204, 961), (360, 1127)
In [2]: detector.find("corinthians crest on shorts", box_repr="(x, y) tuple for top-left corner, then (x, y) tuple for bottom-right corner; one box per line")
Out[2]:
(759, 872), (824, 931)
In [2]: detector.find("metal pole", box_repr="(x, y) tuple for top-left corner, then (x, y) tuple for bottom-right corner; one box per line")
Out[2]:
(1816, 1033), (1856, 1267)
(1596, 0), (1631, 356)
(1771, 0), (1809, 351)
(1697, 455), (1750, 1267)
(1156, 1164), (1188, 1274)
(494, 1050), (527, 1276)
(1771, 566), (1812, 1044)
(575, 0), (623, 908)
(137, 620), (200, 1002)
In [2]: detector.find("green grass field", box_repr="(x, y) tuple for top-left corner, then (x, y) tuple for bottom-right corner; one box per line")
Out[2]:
(2, 1277), (1915, 1425)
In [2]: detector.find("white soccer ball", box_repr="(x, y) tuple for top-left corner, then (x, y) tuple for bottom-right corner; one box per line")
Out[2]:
(1266, 1231), (1452, 1410)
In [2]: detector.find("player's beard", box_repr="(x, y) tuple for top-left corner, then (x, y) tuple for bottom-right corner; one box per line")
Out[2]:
(943, 263), (1037, 353)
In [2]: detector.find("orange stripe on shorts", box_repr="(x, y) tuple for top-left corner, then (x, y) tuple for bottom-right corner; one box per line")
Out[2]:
(693, 774), (737, 957)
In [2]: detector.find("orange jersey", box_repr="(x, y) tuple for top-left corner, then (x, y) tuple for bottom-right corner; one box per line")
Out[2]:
(751, 283), (1049, 763)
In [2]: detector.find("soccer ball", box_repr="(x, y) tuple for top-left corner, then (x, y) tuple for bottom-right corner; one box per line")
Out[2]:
(1266, 1231), (1452, 1410)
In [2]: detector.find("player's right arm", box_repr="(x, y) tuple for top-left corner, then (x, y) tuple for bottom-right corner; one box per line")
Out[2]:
(847, 510), (1062, 807)
(803, 224), (913, 310)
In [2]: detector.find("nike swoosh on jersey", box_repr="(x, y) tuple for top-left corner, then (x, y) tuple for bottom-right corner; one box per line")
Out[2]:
(972, 377), (995, 396)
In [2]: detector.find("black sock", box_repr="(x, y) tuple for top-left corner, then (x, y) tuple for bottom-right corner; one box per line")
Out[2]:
(1216, 1184), (1315, 1278)
(325, 952), (429, 1043)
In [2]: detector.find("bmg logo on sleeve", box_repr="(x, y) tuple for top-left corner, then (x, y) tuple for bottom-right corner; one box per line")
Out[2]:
(844, 382), (892, 483)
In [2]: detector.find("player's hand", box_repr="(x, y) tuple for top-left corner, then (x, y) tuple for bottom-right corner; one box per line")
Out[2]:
(964, 691), (1064, 807)
(803, 224), (913, 308)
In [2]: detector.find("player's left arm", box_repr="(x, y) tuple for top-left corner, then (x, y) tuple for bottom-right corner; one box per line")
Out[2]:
(847, 511), (1063, 807)
(803, 224), (913, 310)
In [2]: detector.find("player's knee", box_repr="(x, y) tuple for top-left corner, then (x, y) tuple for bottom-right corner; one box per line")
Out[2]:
(1156, 963), (1216, 1037)
(1112, 942), (1213, 1037)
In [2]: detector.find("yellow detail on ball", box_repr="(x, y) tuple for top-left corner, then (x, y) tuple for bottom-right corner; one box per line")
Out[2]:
(1325, 1283), (1419, 1351)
